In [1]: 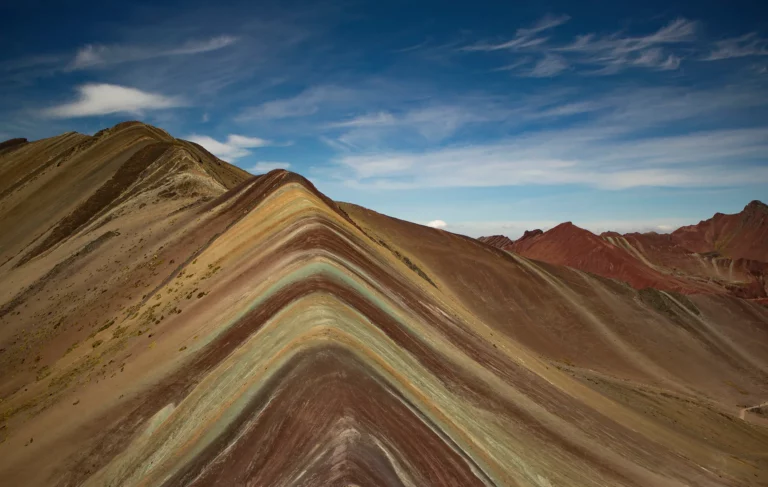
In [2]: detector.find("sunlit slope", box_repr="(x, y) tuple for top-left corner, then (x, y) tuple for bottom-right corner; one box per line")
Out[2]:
(0, 121), (249, 267)
(342, 201), (768, 485)
(604, 230), (768, 299)
(0, 122), (766, 486)
(672, 200), (768, 262)
(481, 213), (768, 299)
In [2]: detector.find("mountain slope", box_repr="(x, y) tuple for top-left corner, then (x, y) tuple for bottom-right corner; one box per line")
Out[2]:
(0, 121), (250, 268)
(482, 205), (768, 299)
(507, 221), (707, 293)
(606, 231), (768, 298)
(477, 234), (514, 248)
(0, 123), (767, 486)
(671, 200), (768, 262)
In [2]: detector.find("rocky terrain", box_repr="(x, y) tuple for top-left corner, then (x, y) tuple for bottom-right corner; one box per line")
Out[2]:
(482, 201), (768, 300)
(671, 200), (768, 263)
(1, 122), (767, 486)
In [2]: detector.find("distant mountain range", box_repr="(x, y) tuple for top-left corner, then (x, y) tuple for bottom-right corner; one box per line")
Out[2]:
(480, 200), (768, 300)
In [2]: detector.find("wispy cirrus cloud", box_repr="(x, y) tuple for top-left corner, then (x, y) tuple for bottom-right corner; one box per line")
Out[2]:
(320, 78), (758, 155)
(320, 83), (768, 191)
(332, 131), (768, 190)
(524, 54), (570, 77)
(556, 18), (696, 73)
(534, 101), (602, 118)
(241, 81), (511, 150)
(186, 133), (272, 160)
(317, 78), (764, 156)
(326, 112), (396, 128)
(43, 83), (184, 118)
(461, 14), (570, 52)
(324, 102), (510, 150)
(68, 35), (239, 70)
(237, 86), (360, 121)
(703, 33), (768, 60)
(462, 16), (697, 76)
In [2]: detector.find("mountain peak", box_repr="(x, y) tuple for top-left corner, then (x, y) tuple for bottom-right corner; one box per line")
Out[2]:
(549, 221), (592, 237)
(478, 235), (515, 249)
(745, 200), (768, 213)
(0, 137), (27, 155)
(518, 228), (543, 241)
(92, 120), (173, 141)
(669, 200), (768, 262)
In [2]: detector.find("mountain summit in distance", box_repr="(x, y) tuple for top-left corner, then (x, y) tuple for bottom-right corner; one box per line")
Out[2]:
(670, 200), (768, 263)
(482, 201), (768, 301)
(1, 122), (767, 486)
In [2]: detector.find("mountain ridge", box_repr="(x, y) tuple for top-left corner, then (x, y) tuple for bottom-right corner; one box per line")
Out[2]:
(480, 200), (768, 299)
(1, 122), (768, 486)
(670, 200), (768, 262)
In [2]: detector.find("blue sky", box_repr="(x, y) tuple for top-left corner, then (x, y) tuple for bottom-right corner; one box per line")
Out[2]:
(1, 0), (767, 237)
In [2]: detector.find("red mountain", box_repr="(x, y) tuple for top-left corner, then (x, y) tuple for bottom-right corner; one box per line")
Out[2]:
(671, 200), (768, 262)
(477, 202), (768, 298)
(606, 230), (768, 298)
(506, 222), (703, 292)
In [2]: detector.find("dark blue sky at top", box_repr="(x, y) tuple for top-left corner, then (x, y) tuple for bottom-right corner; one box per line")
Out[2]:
(1, 0), (767, 236)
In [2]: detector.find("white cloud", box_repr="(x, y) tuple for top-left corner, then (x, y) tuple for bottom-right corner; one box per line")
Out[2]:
(317, 82), (768, 191)
(393, 39), (433, 53)
(632, 48), (681, 70)
(659, 54), (682, 70)
(461, 14), (569, 52)
(535, 101), (602, 117)
(238, 86), (359, 121)
(426, 219), (447, 229)
(325, 84), (768, 190)
(524, 54), (569, 77)
(556, 18), (697, 73)
(464, 16), (699, 75)
(319, 136), (352, 152)
(226, 134), (270, 147)
(704, 33), (768, 61)
(167, 36), (238, 55)
(185, 133), (273, 160)
(43, 83), (183, 118)
(560, 18), (697, 53)
(492, 58), (533, 72)
(70, 35), (238, 70)
(406, 105), (495, 140)
(462, 36), (549, 52)
(332, 126), (768, 191)
(71, 46), (103, 70)
(646, 18), (698, 43)
(323, 102), (509, 150)
(327, 112), (396, 128)
(519, 14), (572, 37)
(248, 161), (291, 173)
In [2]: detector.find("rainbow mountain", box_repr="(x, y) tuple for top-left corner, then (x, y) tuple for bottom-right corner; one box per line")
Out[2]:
(0, 122), (767, 486)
